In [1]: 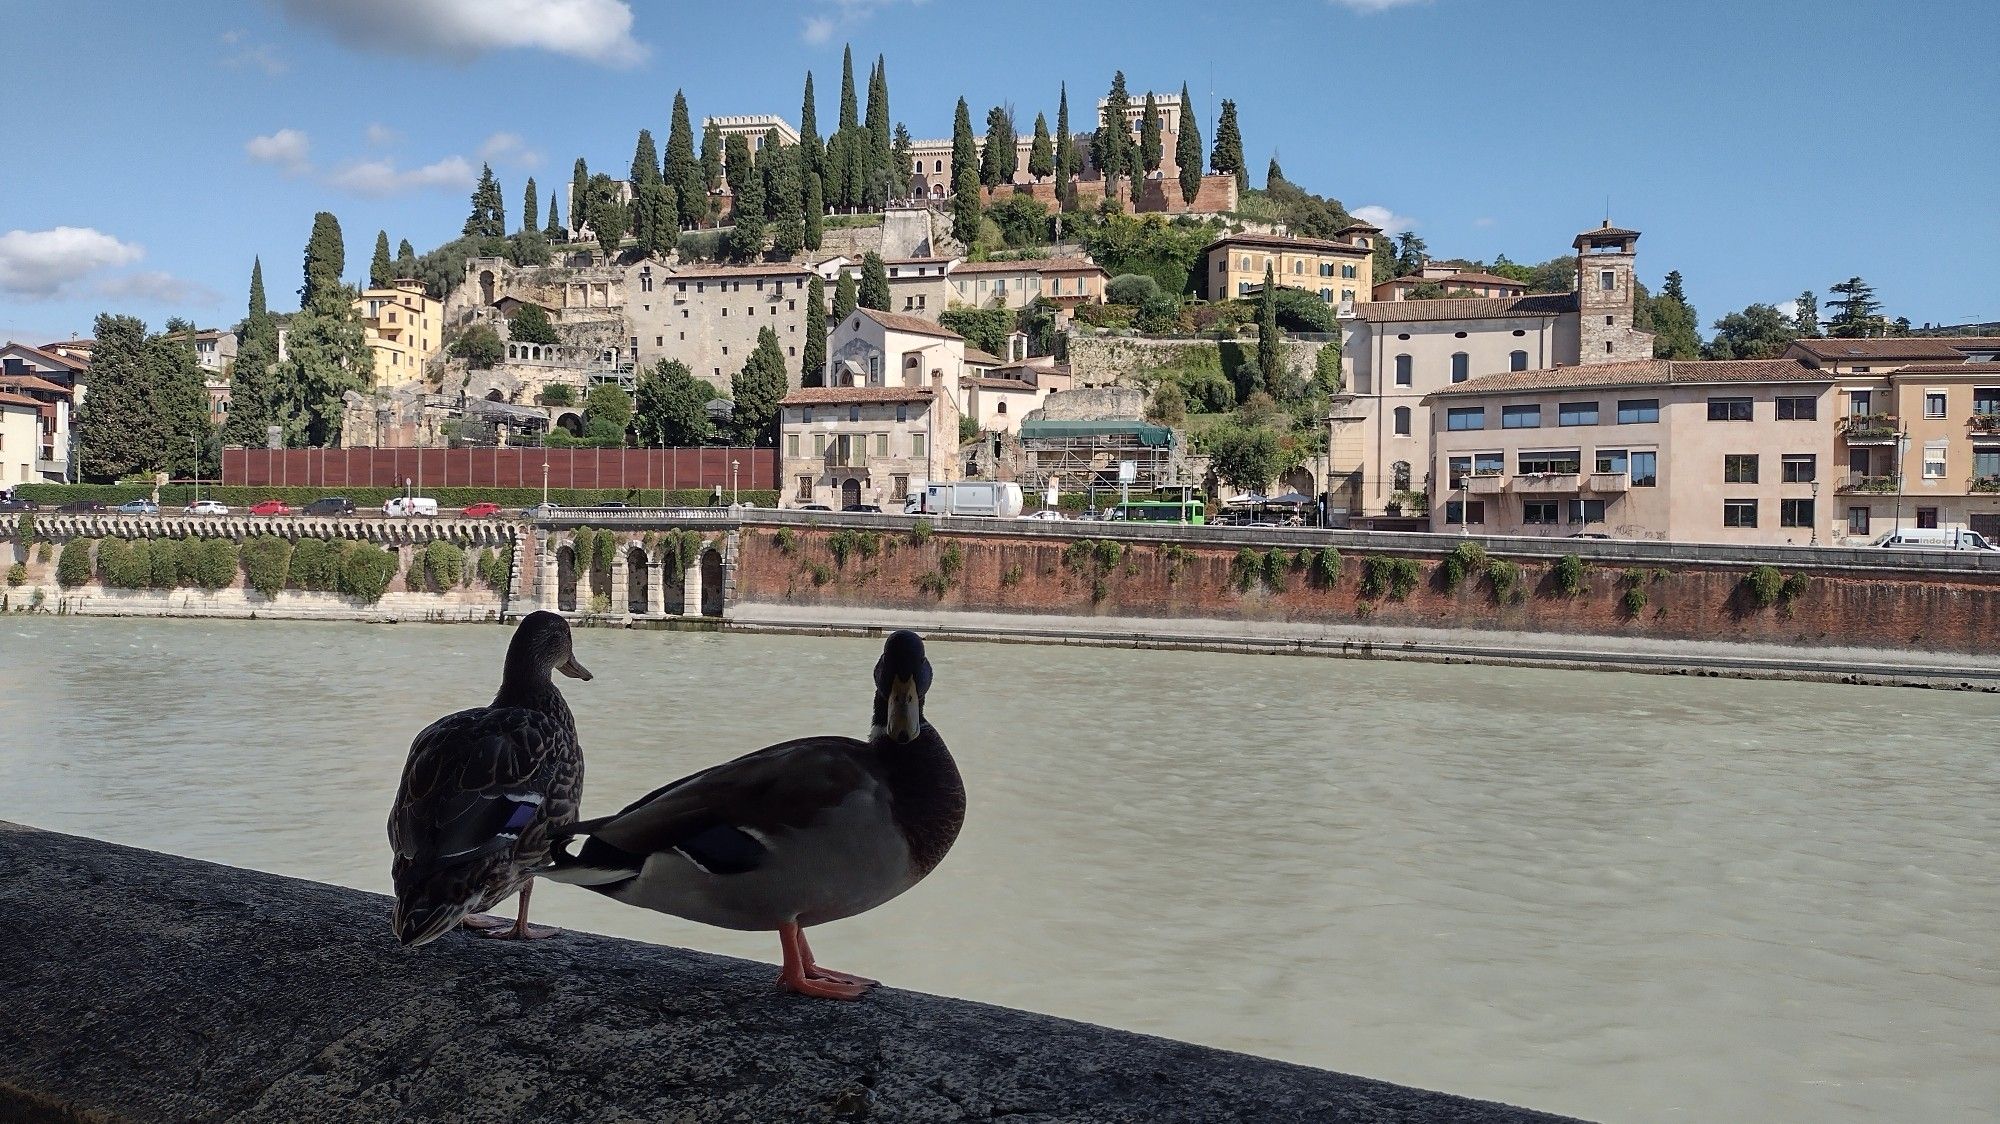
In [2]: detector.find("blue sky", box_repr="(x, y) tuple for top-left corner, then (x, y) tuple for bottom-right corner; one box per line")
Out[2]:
(4, 0), (1996, 345)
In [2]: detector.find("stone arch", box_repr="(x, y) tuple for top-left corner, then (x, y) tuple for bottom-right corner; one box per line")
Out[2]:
(901, 353), (921, 387)
(699, 547), (725, 617)
(555, 412), (583, 437)
(479, 270), (496, 305)
(555, 544), (578, 612)
(1282, 466), (1315, 497)
(626, 544), (649, 615)
(485, 389), (504, 402)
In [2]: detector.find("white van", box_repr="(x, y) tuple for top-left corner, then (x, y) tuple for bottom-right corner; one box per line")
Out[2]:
(904, 481), (1024, 518)
(383, 496), (439, 518)
(1873, 527), (1997, 551)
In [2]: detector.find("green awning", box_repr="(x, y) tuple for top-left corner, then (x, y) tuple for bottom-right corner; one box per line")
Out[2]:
(1018, 419), (1176, 447)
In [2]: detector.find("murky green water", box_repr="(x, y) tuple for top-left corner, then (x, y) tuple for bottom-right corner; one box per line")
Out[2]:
(1, 617), (1994, 1122)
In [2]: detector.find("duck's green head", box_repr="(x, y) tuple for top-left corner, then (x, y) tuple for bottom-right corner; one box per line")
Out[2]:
(870, 630), (931, 743)
(512, 610), (592, 681)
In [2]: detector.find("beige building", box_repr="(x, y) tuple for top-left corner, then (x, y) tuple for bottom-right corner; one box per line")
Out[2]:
(1373, 269), (1527, 302)
(355, 280), (441, 387)
(818, 256), (961, 320)
(0, 342), (85, 482)
(950, 257), (1108, 312)
(779, 364), (961, 511)
(0, 392), (42, 492)
(959, 359), (1072, 435)
(825, 306), (967, 390)
(1205, 227), (1378, 304)
(1422, 358), (1837, 544)
(626, 259), (812, 394)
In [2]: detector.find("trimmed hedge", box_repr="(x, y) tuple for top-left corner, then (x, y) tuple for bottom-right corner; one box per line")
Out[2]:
(239, 535), (293, 597)
(340, 543), (401, 604)
(14, 483), (779, 510)
(56, 539), (93, 588)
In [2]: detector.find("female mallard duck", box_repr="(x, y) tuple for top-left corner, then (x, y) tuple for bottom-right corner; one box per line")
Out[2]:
(388, 610), (591, 947)
(543, 630), (963, 999)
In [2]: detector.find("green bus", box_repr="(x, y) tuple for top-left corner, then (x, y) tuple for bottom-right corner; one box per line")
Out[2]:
(1101, 498), (1207, 525)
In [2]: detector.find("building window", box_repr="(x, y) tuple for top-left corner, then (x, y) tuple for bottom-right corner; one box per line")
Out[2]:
(1847, 506), (1871, 535)
(1707, 397), (1753, 421)
(1393, 407), (1412, 436)
(1391, 461), (1412, 491)
(1630, 450), (1658, 486)
(892, 474), (909, 499)
(1617, 398), (1660, 424)
(1975, 446), (2000, 481)
(1473, 452), (1504, 476)
(812, 433), (827, 456)
(895, 404), (907, 423)
(1341, 263), (1356, 279)
(1923, 443), (1947, 479)
(1780, 498), (1815, 528)
(1509, 350), (1528, 372)
(1974, 388), (2000, 415)
(1724, 454), (1760, 484)
(1394, 354), (1413, 386)
(1559, 401), (1599, 426)
(795, 475), (814, 502)
(911, 432), (927, 459)
(1917, 507), (1940, 529)
(1341, 289), (1354, 302)
(1518, 450), (1581, 475)
(1444, 500), (1485, 525)
(1776, 395), (1818, 420)
(1501, 404), (1541, 429)
(1450, 353), (1469, 383)
(874, 433), (888, 456)
(1446, 407), (1484, 431)
(996, 400), (1007, 414)
(1523, 501), (1560, 525)
(1847, 390), (1872, 416)
(1595, 448), (1628, 475)
(1447, 456), (1472, 487)
(1782, 454), (1816, 483)
(1599, 269), (1615, 291)
(1925, 391), (1948, 419)
(786, 433), (800, 458)
(847, 406), (860, 422)
(1723, 500), (1758, 528)
(1567, 499), (1605, 524)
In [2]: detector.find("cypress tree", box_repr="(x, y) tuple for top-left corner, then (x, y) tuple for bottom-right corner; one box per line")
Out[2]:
(799, 71), (823, 184)
(395, 239), (417, 277)
(667, 90), (702, 229)
(860, 252), (890, 311)
(767, 142), (805, 257)
(628, 130), (661, 248)
(802, 274), (828, 386)
(76, 314), (156, 481)
(804, 172), (824, 251)
(864, 54), (891, 209)
(724, 133), (753, 196)
(152, 317), (218, 480)
(833, 270), (858, 324)
(631, 128), (661, 185)
(838, 45), (859, 131)
(369, 230), (393, 288)
(1794, 290), (1821, 337)
(225, 258), (280, 448)
(465, 163), (505, 239)
(1140, 93), (1163, 174)
(830, 45), (860, 210)
(1212, 100), (1245, 193)
(522, 177), (538, 235)
(633, 359), (713, 447)
(545, 196), (563, 240)
(700, 123), (723, 191)
(300, 211), (346, 313)
(1257, 262), (1281, 392)
(1028, 113), (1054, 180)
(1095, 72), (1134, 197)
(1267, 154), (1284, 187)
(488, 166), (507, 237)
(730, 327), (788, 446)
(981, 105), (1017, 187)
(1055, 83), (1074, 180)
(249, 254), (268, 320)
(951, 97), (981, 243)
(727, 146), (766, 261)
(637, 180), (676, 258)
(1176, 84), (1203, 204)
(570, 158), (590, 237)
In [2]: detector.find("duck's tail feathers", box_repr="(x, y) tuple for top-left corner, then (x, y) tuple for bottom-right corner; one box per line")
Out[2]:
(538, 828), (643, 888)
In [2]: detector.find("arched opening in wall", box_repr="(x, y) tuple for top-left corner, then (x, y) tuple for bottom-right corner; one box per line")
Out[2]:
(699, 547), (725, 617)
(902, 354), (921, 387)
(485, 389), (504, 402)
(479, 271), (496, 306)
(556, 412), (583, 437)
(556, 544), (578, 613)
(626, 544), (649, 614)
(841, 478), (862, 509)
(1282, 467), (1314, 498)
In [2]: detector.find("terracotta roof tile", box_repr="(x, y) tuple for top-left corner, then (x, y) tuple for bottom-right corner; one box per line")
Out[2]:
(1424, 358), (1829, 401)
(0, 374), (72, 396)
(951, 256), (1104, 275)
(856, 307), (963, 339)
(963, 347), (1005, 366)
(1, 341), (87, 371)
(959, 376), (1041, 391)
(666, 262), (814, 279)
(1787, 337), (2000, 361)
(781, 386), (937, 406)
(1353, 293), (1577, 323)
(1204, 232), (1372, 255)
(0, 391), (44, 409)
(1882, 361), (2000, 376)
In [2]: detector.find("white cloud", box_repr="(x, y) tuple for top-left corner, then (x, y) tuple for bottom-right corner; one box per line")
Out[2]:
(802, 16), (836, 44)
(1472, 216), (1495, 228)
(97, 271), (224, 308)
(1353, 205), (1417, 234)
(800, 0), (926, 45)
(327, 155), (477, 197)
(1775, 299), (1799, 322)
(276, 0), (646, 67)
(479, 132), (541, 168)
(245, 128), (312, 174)
(364, 122), (402, 147)
(220, 29), (287, 75)
(1330, 0), (1432, 12)
(0, 227), (145, 299)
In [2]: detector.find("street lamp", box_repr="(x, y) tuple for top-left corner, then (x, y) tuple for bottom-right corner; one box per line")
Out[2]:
(1810, 479), (1820, 546)
(541, 460), (550, 511)
(730, 458), (740, 506)
(191, 436), (201, 507)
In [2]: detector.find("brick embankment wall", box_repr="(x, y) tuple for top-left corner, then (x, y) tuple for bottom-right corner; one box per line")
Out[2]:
(733, 525), (2000, 655)
(0, 823), (1576, 1124)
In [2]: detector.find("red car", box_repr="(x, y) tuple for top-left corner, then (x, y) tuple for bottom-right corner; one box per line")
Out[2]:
(249, 499), (294, 516)
(460, 502), (503, 518)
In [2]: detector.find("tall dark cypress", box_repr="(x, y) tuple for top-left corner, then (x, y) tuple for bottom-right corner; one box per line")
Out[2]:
(799, 71), (823, 184)
(950, 98), (981, 244)
(224, 260), (280, 448)
(1140, 93), (1163, 174)
(369, 231), (393, 288)
(545, 196), (563, 240)
(300, 211), (346, 312)
(1212, 100), (1245, 194)
(631, 128), (661, 185)
(802, 274), (828, 386)
(570, 158), (590, 237)
(667, 90), (702, 229)
(522, 178), (539, 236)
(864, 54), (891, 208)
(1176, 84), (1203, 205)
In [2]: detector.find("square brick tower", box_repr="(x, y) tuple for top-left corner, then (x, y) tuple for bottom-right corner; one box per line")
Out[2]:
(1573, 222), (1654, 363)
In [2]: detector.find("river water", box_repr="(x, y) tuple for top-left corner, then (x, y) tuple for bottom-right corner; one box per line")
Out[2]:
(1, 618), (1993, 1122)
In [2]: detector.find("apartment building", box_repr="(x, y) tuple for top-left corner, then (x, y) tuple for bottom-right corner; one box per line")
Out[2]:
(0, 342), (85, 482)
(626, 259), (812, 394)
(0, 393), (43, 493)
(1373, 269), (1528, 301)
(1204, 227), (1378, 303)
(817, 256), (960, 320)
(1423, 358), (1837, 545)
(355, 280), (442, 386)
(949, 257), (1107, 311)
(781, 312), (963, 512)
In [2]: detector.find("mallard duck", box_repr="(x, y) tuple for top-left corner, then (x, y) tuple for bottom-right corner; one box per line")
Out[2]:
(388, 610), (591, 946)
(543, 630), (963, 999)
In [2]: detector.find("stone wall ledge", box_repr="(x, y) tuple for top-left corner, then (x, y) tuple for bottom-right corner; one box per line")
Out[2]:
(0, 823), (1578, 1123)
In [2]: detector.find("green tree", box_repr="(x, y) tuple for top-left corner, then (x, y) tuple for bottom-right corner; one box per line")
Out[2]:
(892, 122), (914, 199)
(1055, 82), (1075, 180)
(864, 54), (893, 210)
(1257, 263), (1282, 393)
(723, 133), (753, 197)
(803, 171), (824, 251)
(223, 259), (280, 448)
(1176, 84), (1204, 205)
(56, 539), (93, 589)
(464, 163), (505, 239)
(1266, 154), (1283, 188)
(369, 230), (393, 288)
(395, 238), (417, 276)
(981, 104), (1017, 187)
(300, 211), (346, 312)
(1794, 290), (1821, 337)
(585, 173), (628, 258)
(583, 383), (633, 444)
(950, 98), (981, 243)
(544, 196), (563, 240)
(1094, 72), (1135, 195)
(75, 314), (156, 481)
(700, 122), (723, 191)
(1705, 303), (1798, 360)
(633, 359), (714, 446)
(521, 178), (538, 236)
(1826, 276), (1886, 338)
(833, 270), (858, 324)
(1077, 210), (1221, 295)
(860, 251), (890, 310)
(1647, 270), (1701, 359)
(988, 195), (1050, 249)
(1205, 423), (1281, 492)
(765, 144), (805, 258)
(628, 129), (662, 248)
(802, 274), (828, 386)
(279, 307), (370, 445)
(730, 327), (787, 446)
(798, 71), (823, 191)
(1393, 231), (1428, 278)
(1028, 112), (1054, 180)
(667, 90), (701, 229)
(152, 319), (217, 480)
(1140, 93), (1163, 174)
(630, 127), (660, 186)
(508, 302), (560, 345)
(829, 45), (860, 209)
(727, 143), (766, 261)
(453, 324), (504, 369)
(636, 179), (676, 258)
(1211, 100), (1245, 193)
(569, 158), (589, 238)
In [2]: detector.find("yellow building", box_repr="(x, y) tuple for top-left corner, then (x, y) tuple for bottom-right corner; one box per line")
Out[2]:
(1203, 225), (1379, 305)
(355, 279), (442, 386)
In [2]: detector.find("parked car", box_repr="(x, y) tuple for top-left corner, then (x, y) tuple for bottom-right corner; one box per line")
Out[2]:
(520, 502), (559, 518)
(595, 501), (629, 509)
(302, 497), (356, 517)
(843, 503), (883, 514)
(383, 496), (439, 518)
(1017, 509), (1067, 522)
(55, 500), (107, 514)
(0, 497), (39, 512)
(184, 499), (230, 515)
(115, 499), (159, 515)
(249, 499), (294, 516)
(798, 503), (833, 512)
(461, 502), (503, 518)
(1567, 531), (1611, 540)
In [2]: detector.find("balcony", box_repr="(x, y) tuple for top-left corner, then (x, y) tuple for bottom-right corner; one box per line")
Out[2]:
(1971, 475), (2000, 494)
(1510, 473), (1582, 494)
(1836, 473), (1899, 494)
(1465, 473), (1505, 495)
(1585, 472), (1631, 494)
(1967, 413), (2000, 434)
(1838, 413), (1900, 444)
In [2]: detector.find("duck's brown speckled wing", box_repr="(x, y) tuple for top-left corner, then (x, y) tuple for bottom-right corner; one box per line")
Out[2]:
(390, 705), (581, 874)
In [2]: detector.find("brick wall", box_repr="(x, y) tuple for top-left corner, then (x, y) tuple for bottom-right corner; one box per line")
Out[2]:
(978, 174), (1238, 217)
(222, 447), (778, 491)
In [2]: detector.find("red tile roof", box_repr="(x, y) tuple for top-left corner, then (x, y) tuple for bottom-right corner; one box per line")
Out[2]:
(856, 307), (963, 340)
(951, 256), (1104, 275)
(1204, 232), (1372, 256)
(963, 347), (1005, 366)
(1, 341), (87, 372)
(1353, 293), (1577, 324)
(1881, 361), (2000, 376)
(0, 374), (72, 397)
(1787, 337), (2000, 362)
(668, 262), (814, 279)
(0, 391), (45, 409)
(781, 386), (937, 406)
(1424, 358), (1828, 400)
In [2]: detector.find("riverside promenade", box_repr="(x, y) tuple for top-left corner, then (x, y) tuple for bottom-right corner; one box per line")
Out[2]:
(0, 823), (1578, 1123)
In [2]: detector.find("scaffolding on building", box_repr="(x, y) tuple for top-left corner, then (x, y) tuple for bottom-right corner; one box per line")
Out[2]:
(1017, 419), (1180, 490)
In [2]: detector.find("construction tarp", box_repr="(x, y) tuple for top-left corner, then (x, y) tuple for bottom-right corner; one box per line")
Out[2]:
(1017, 419), (1176, 447)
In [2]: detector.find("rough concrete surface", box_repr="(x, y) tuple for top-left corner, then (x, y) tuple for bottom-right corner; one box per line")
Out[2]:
(0, 823), (1582, 1124)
